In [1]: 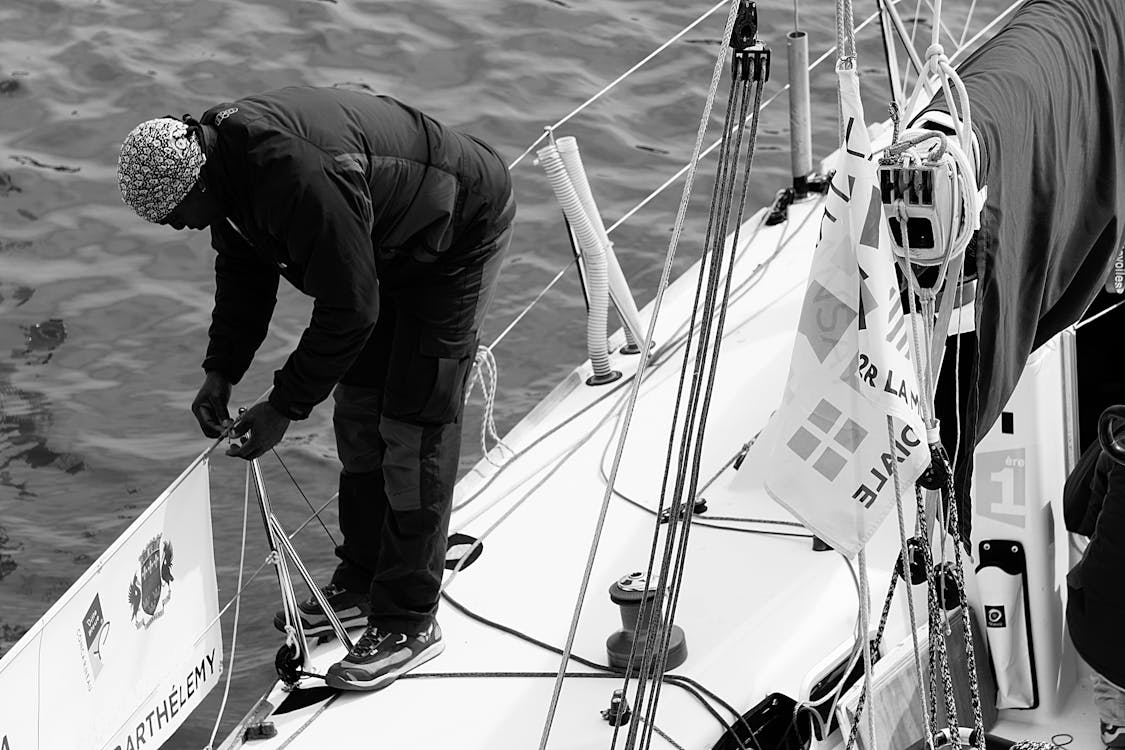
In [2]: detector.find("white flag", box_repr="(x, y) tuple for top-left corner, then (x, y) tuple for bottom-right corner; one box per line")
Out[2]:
(739, 66), (929, 556)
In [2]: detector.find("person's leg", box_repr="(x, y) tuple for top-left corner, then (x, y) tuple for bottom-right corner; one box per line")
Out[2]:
(370, 225), (511, 633)
(1093, 672), (1125, 747)
(331, 297), (398, 590)
(326, 223), (511, 691)
(273, 296), (396, 637)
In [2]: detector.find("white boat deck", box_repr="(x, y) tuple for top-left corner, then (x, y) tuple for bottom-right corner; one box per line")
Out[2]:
(219, 194), (1105, 749)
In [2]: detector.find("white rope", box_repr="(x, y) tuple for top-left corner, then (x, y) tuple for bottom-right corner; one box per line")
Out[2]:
(836, 0), (858, 64)
(950, 0), (1026, 65)
(464, 345), (514, 467)
(202, 463), (251, 750)
(857, 549), (879, 750)
(1077, 299), (1125, 329)
(536, 0), (745, 745)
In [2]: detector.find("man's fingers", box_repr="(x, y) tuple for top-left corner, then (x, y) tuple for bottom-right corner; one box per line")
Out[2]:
(226, 435), (265, 460)
(194, 403), (224, 438)
(230, 417), (252, 437)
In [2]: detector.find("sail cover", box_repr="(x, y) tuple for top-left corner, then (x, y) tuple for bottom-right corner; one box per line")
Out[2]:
(919, 0), (1125, 537)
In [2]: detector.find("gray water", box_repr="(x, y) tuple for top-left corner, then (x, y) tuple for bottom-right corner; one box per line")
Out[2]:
(0, 0), (995, 745)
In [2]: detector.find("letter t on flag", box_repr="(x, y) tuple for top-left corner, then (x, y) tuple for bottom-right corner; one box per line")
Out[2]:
(735, 65), (929, 557)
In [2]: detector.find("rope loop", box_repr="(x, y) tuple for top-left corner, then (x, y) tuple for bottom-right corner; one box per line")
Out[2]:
(464, 345), (514, 467)
(925, 43), (949, 64)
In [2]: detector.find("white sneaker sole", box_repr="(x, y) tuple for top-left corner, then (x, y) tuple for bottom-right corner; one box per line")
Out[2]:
(326, 640), (446, 692)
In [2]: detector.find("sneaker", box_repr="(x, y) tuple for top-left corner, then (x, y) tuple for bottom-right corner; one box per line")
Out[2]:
(324, 622), (444, 692)
(1103, 722), (1125, 748)
(272, 583), (370, 638)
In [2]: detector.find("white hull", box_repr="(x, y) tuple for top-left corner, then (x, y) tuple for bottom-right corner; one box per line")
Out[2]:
(217, 184), (1102, 748)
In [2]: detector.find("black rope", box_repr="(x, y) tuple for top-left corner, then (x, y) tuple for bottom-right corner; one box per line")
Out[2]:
(438, 590), (750, 744)
(624, 45), (771, 750)
(271, 449), (338, 547)
(648, 69), (768, 741)
(616, 47), (747, 750)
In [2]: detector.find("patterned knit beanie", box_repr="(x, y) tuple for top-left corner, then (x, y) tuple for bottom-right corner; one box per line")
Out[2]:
(117, 118), (206, 223)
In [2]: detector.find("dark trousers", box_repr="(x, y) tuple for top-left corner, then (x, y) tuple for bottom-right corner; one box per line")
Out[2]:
(330, 219), (511, 634)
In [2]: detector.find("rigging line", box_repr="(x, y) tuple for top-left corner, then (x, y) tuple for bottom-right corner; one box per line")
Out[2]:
(958, 0), (981, 47)
(924, 0), (961, 51)
(949, 0), (1024, 65)
(537, 0), (745, 745)
(889, 417), (935, 738)
(616, 57), (748, 750)
(628, 62), (753, 749)
(187, 494), (338, 650)
(487, 258), (575, 350)
(152, 384), (273, 505)
(1076, 298), (1125, 329)
(490, 2), (880, 357)
(438, 590), (751, 743)
(901, 0), (924, 95)
(506, 0), (729, 172)
(820, 553), (873, 750)
(270, 449), (337, 546)
(634, 80), (754, 723)
(462, 215), (771, 521)
(607, 5), (883, 235)
(202, 463), (251, 750)
(858, 550), (879, 750)
(590, 388), (808, 536)
(642, 77), (767, 747)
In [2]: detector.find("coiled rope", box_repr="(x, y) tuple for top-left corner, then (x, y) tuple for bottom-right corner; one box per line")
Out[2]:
(464, 345), (513, 467)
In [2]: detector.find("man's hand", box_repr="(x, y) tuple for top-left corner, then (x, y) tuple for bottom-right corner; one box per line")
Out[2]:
(226, 402), (291, 460)
(192, 371), (233, 438)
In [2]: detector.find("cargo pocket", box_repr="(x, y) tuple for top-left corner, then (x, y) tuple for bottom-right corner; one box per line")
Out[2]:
(416, 333), (477, 425)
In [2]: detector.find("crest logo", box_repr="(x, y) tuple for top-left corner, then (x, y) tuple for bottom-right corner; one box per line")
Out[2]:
(127, 535), (174, 628)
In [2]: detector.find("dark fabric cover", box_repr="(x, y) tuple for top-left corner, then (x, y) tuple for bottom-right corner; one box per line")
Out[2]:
(195, 86), (512, 419)
(1064, 438), (1125, 687)
(922, 0), (1125, 538)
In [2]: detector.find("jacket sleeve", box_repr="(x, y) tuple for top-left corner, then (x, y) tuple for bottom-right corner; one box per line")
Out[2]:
(203, 220), (280, 384)
(257, 153), (379, 419)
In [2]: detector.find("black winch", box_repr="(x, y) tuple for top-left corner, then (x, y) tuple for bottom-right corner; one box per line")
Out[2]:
(606, 571), (688, 673)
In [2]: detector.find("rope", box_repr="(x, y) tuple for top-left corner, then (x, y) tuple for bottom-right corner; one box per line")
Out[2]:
(464, 345), (514, 467)
(270, 449), (337, 546)
(536, 1), (746, 746)
(488, 6), (888, 354)
(621, 46), (769, 750)
(437, 589), (755, 743)
(836, 0), (858, 64)
(201, 463), (251, 750)
(1076, 299), (1125, 329)
(890, 419), (935, 742)
(506, 0), (729, 172)
(857, 550), (878, 750)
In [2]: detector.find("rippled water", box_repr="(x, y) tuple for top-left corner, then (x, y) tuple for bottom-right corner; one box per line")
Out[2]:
(0, 0), (1000, 744)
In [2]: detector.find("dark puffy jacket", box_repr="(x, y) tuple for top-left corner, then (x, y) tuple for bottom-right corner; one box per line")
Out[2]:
(1065, 436), (1125, 687)
(196, 86), (512, 418)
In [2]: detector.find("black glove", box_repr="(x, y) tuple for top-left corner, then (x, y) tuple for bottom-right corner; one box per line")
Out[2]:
(191, 371), (232, 438)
